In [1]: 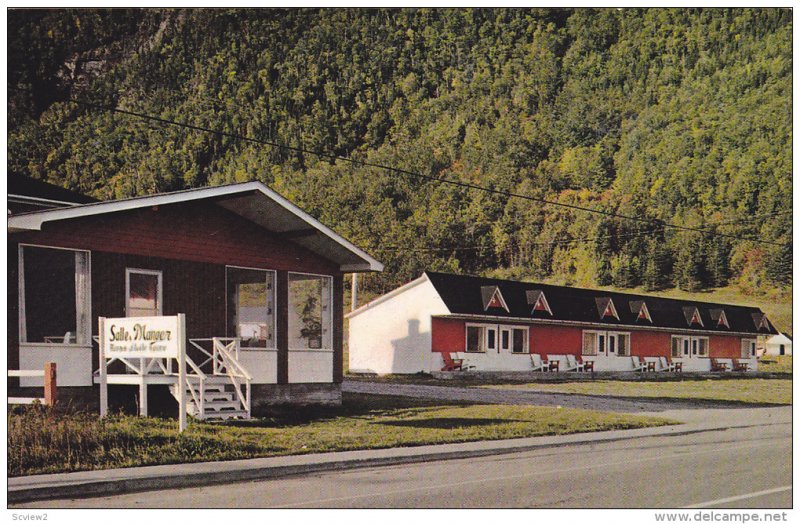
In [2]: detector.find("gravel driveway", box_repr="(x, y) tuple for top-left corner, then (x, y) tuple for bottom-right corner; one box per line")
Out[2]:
(342, 379), (752, 413)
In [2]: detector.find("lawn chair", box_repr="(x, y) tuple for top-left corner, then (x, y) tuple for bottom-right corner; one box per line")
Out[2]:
(659, 356), (680, 372)
(631, 356), (647, 372)
(564, 354), (584, 372)
(441, 352), (464, 372)
(577, 355), (594, 373)
(456, 352), (477, 371)
(545, 355), (560, 372)
(530, 353), (546, 372)
(638, 356), (656, 372)
(732, 359), (749, 372)
(710, 358), (728, 372)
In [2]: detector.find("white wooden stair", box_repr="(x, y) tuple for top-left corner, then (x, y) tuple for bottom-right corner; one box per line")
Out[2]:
(171, 378), (249, 421)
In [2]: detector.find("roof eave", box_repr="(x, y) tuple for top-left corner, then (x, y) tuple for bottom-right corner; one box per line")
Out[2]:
(7, 181), (383, 272)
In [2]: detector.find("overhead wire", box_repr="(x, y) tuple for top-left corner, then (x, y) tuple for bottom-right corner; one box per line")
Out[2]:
(9, 85), (789, 248)
(56, 96), (789, 248)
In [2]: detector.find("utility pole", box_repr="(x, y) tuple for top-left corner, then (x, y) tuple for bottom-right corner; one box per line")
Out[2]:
(351, 273), (358, 311)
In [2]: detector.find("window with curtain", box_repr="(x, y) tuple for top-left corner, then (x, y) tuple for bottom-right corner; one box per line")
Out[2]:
(19, 245), (90, 345)
(465, 325), (486, 352)
(583, 332), (598, 356)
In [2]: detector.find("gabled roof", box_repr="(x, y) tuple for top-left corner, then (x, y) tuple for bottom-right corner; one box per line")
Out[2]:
(8, 181), (383, 272)
(8, 173), (97, 213)
(423, 271), (777, 335)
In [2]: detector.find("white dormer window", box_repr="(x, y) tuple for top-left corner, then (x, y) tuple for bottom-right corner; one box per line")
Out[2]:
(526, 290), (552, 316)
(683, 306), (704, 327)
(709, 309), (729, 329)
(595, 297), (619, 320)
(630, 301), (652, 323)
(481, 286), (509, 312)
(752, 313), (770, 331)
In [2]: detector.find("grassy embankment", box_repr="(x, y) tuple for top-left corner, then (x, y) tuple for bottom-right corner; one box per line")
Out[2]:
(8, 393), (672, 477)
(484, 378), (792, 405)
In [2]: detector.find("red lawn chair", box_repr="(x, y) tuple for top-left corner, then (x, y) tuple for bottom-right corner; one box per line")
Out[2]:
(441, 352), (464, 371)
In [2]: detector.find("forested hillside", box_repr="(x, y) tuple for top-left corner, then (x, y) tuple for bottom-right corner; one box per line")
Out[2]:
(8, 8), (792, 295)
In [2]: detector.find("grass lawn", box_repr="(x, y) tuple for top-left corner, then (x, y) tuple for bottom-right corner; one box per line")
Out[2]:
(485, 379), (792, 405)
(8, 393), (672, 477)
(758, 356), (793, 374)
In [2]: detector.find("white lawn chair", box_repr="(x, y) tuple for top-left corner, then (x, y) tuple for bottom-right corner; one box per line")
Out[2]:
(631, 356), (647, 372)
(564, 354), (584, 372)
(530, 353), (545, 372)
(658, 356), (677, 372)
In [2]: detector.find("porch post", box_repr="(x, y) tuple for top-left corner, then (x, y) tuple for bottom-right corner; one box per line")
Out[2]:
(139, 380), (148, 417)
(276, 271), (289, 384)
(178, 313), (187, 433)
(98, 317), (108, 417)
(43, 362), (57, 407)
(333, 274), (344, 383)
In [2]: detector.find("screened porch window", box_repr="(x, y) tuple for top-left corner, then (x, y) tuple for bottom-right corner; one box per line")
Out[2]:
(227, 267), (276, 348)
(288, 273), (332, 350)
(19, 245), (90, 345)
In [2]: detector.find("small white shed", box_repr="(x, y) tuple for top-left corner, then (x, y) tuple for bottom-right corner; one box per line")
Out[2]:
(764, 333), (792, 356)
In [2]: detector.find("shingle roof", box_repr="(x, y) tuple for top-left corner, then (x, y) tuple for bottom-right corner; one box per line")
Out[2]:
(424, 271), (777, 335)
(8, 173), (97, 205)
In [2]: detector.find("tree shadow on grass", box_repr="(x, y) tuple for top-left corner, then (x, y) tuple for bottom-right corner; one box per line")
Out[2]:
(221, 393), (477, 428)
(374, 417), (520, 429)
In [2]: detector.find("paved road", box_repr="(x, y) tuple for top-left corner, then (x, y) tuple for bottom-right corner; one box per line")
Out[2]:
(18, 407), (791, 509)
(343, 379), (753, 413)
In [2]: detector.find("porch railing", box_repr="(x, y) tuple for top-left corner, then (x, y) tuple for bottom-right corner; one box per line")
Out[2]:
(91, 335), (251, 420)
(188, 337), (251, 419)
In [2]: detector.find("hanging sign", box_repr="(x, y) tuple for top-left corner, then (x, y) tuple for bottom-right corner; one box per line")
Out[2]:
(103, 316), (180, 358)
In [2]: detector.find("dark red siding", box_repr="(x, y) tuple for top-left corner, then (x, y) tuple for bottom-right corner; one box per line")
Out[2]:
(530, 325), (582, 355)
(429, 316), (753, 361)
(13, 202), (340, 275)
(431, 317), (465, 352)
(630, 331), (672, 357)
(709, 335), (742, 358)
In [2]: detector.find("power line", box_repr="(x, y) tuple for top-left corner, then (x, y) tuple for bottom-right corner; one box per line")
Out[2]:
(372, 210), (792, 253)
(374, 225), (667, 253)
(32, 94), (793, 247)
